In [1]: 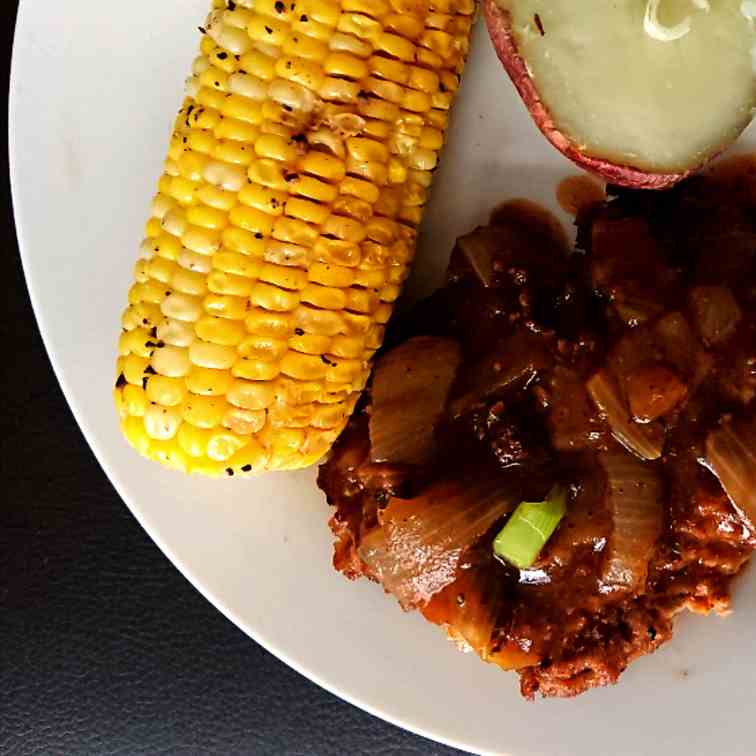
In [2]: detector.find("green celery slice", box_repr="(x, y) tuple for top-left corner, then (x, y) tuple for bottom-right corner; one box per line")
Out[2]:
(493, 484), (568, 569)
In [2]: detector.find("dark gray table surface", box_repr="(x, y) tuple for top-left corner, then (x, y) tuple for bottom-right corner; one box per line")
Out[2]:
(2, 6), (464, 753)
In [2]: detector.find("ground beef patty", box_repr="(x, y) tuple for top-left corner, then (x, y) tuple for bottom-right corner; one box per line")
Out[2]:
(318, 172), (756, 699)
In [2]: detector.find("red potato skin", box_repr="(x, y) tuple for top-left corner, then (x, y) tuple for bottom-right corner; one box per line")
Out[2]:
(483, 0), (694, 190)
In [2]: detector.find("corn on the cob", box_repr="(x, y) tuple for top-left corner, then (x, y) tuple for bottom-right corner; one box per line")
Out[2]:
(114, 0), (475, 476)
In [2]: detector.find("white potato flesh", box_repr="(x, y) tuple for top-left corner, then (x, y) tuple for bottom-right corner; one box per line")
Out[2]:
(498, 0), (756, 172)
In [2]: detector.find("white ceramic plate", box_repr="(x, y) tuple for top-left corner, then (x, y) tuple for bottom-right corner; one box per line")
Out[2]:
(11, 2), (756, 754)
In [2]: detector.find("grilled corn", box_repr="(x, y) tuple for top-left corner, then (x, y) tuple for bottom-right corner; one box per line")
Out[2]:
(114, 0), (475, 476)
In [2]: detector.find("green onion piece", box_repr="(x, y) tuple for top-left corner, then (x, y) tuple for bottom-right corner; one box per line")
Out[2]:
(493, 484), (568, 569)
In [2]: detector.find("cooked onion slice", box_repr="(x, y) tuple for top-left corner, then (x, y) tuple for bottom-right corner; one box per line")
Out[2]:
(422, 565), (538, 670)
(369, 336), (461, 466)
(587, 370), (665, 460)
(704, 416), (756, 529)
(358, 476), (522, 610)
(688, 285), (742, 348)
(599, 451), (664, 594)
(453, 228), (496, 288)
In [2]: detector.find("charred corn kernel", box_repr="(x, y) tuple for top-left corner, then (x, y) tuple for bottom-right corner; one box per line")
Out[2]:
(116, 0), (472, 472)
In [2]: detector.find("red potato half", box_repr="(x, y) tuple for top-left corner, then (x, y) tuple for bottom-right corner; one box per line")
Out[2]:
(484, 0), (756, 189)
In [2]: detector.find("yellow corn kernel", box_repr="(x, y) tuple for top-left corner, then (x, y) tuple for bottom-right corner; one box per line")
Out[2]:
(312, 238), (362, 267)
(151, 233), (183, 261)
(238, 183), (288, 215)
(295, 305), (346, 336)
(322, 214), (367, 243)
(195, 186), (236, 214)
(255, 133), (299, 163)
(337, 13), (382, 40)
(289, 332), (332, 355)
(195, 314), (247, 346)
(157, 318), (196, 347)
(223, 225), (266, 256)
(245, 309), (295, 338)
(207, 271), (254, 297)
(227, 379), (276, 410)
(324, 357), (363, 383)
(146, 375), (188, 407)
(122, 415), (152, 456)
(221, 94), (264, 124)
(232, 358), (281, 381)
(281, 197), (328, 226)
(333, 195), (372, 222)
(284, 32), (329, 62)
(323, 52), (369, 80)
(310, 400), (351, 429)
(275, 377), (324, 405)
(353, 267), (387, 288)
(172, 267), (209, 297)
(206, 429), (249, 461)
(204, 293), (249, 320)
(212, 250), (262, 279)
(123, 353), (150, 386)
(289, 174), (339, 204)
(228, 439), (269, 473)
(249, 281), (301, 311)
(300, 283), (348, 310)
(258, 262), (309, 291)
(280, 351), (328, 380)
(144, 403), (182, 441)
(319, 77), (360, 103)
(259, 425), (306, 469)
(330, 334), (366, 358)
(268, 401), (316, 428)
(224, 406), (267, 436)
(229, 205), (276, 236)
(339, 176), (380, 204)
(369, 55), (409, 84)
(189, 340), (238, 369)
(122, 384), (149, 417)
(181, 393), (228, 429)
(186, 366), (235, 396)
(177, 423), (214, 458)
(383, 13), (424, 40)
(345, 287), (379, 313)
(248, 15), (289, 45)
(273, 216), (319, 246)
(214, 116), (260, 143)
(298, 152), (346, 183)
(307, 262), (355, 288)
